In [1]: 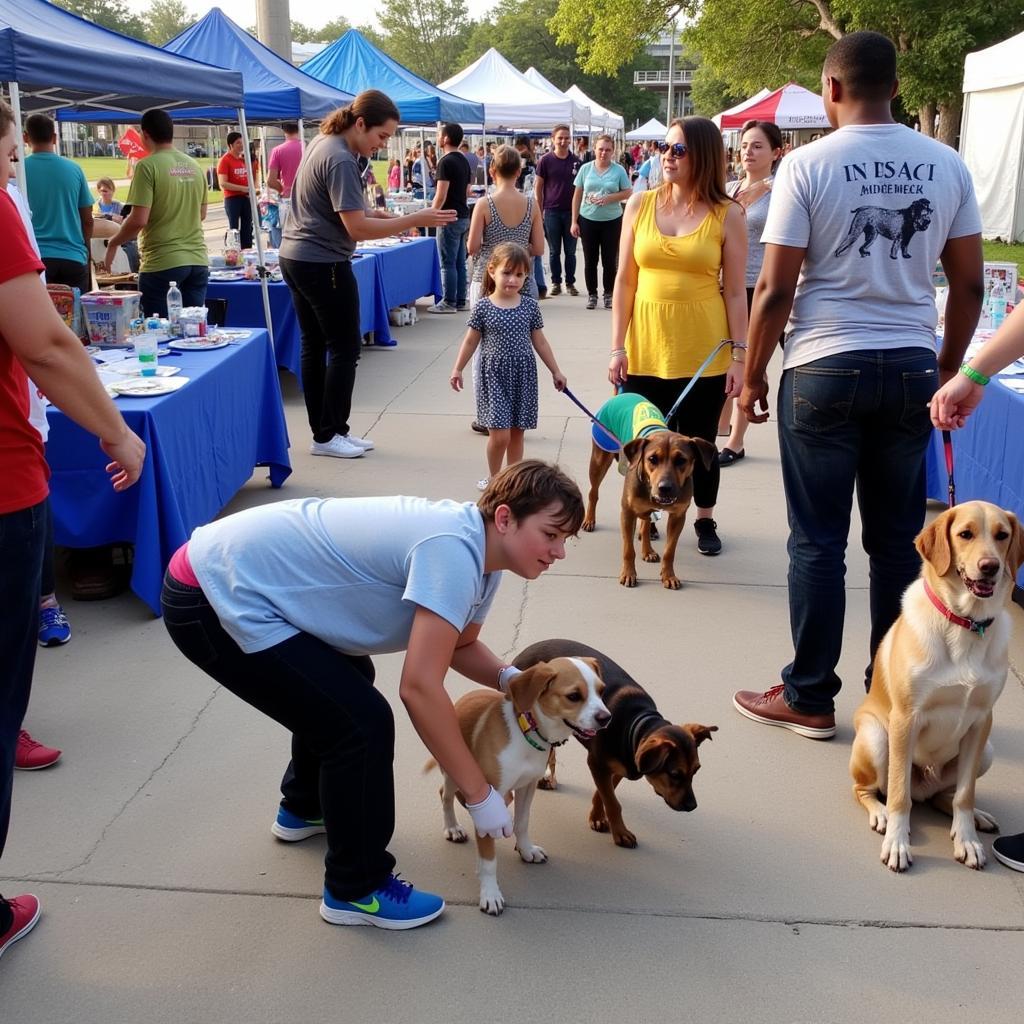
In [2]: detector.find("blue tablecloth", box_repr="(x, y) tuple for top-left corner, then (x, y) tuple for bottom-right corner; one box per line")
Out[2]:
(45, 330), (291, 614)
(206, 254), (389, 381)
(356, 237), (442, 310)
(925, 374), (1024, 584)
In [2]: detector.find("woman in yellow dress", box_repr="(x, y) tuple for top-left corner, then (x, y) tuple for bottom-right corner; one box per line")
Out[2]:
(608, 117), (748, 555)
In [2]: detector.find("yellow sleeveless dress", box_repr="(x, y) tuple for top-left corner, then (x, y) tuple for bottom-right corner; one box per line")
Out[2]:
(625, 191), (731, 379)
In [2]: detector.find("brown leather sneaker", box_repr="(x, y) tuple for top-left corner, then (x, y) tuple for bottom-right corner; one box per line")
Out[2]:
(732, 685), (836, 739)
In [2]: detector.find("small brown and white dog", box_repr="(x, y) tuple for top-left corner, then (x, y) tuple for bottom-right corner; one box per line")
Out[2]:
(430, 658), (610, 915)
(850, 501), (1024, 872)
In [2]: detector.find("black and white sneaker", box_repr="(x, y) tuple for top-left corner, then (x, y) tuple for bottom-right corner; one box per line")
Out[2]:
(586, 294), (598, 310)
(694, 518), (722, 556)
(993, 832), (1024, 872)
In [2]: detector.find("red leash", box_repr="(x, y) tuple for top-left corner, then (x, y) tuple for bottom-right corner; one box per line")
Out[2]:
(942, 429), (955, 508)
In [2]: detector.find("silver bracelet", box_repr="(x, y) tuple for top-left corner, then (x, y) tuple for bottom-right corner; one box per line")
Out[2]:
(610, 348), (626, 357)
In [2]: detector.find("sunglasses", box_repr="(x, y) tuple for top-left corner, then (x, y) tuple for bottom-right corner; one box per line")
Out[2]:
(657, 142), (688, 157)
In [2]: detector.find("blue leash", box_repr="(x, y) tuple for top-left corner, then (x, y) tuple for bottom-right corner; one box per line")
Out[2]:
(562, 386), (622, 449)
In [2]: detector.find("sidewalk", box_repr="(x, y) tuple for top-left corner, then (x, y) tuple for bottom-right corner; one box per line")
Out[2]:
(4, 290), (1024, 1020)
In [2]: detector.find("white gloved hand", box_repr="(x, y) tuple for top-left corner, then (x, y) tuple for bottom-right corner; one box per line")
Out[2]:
(497, 665), (522, 694)
(466, 785), (513, 839)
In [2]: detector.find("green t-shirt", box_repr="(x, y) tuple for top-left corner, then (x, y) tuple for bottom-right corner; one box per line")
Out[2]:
(127, 148), (207, 272)
(24, 152), (93, 263)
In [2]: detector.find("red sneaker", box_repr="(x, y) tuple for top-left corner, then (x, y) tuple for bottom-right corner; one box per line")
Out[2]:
(0, 894), (40, 960)
(14, 730), (62, 770)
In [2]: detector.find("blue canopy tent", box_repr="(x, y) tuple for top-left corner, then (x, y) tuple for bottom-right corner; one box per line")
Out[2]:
(300, 29), (484, 126)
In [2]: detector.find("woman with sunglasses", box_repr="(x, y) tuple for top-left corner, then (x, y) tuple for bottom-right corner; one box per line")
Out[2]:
(608, 118), (748, 556)
(717, 119), (784, 468)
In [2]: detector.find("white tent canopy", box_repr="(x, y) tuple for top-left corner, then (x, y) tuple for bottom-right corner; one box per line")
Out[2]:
(440, 49), (584, 130)
(566, 83), (625, 134)
(522, 67), (591, 129)
(961, 31), (1024, 242)
(626, 117), (668, 141)
(713, 88), (772, 129)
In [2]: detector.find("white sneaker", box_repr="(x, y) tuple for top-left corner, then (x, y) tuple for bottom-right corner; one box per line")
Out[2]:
(310, 435), (364, 459)
(344, 433), (375, 451)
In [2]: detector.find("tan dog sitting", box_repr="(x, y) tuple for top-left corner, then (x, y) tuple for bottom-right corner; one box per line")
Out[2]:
(850, 501), (1024, 872)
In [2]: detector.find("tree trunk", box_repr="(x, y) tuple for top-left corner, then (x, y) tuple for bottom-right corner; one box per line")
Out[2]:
(937, 95), (963, 149)
(918, 102), (936, 138)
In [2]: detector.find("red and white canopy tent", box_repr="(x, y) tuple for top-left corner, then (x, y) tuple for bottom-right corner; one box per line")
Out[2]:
(716, 82), (829, 131)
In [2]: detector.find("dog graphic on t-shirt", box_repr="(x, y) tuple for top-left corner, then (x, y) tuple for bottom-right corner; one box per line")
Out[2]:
(834, 198), (933, 260)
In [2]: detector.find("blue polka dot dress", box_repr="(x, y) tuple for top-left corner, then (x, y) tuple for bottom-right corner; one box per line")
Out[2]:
(468, 295), (543, 429)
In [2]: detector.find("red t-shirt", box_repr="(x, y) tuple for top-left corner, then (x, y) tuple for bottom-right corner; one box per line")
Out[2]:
(217, 151), (249, 198)
(0, 189), (48, 514)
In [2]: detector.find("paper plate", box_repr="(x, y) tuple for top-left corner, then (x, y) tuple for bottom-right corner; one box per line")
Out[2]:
(167, 339), (229, 351)
(109, 361), (181, 376)
(110, 376), (190, 397)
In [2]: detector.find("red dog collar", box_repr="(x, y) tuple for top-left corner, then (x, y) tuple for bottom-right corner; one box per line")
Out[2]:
(923, 580), (994, 636)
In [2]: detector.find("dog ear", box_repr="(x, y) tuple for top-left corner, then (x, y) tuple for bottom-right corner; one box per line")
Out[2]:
(1006, 511), (1024, 573)
(636, 734), (672, 775)
(688, 438), (718, 472)
(579, 656), (603, 681)
(683, 723), (718, 746)
(915, 509), (953, 577)
(509, 662), (558, 714)
(623, 437), (648, 469)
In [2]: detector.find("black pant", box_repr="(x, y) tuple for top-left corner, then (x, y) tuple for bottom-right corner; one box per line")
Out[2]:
(578, 216), (621, 297)
(42, 257), (91, 295)
(0, 500), (46, 933)
(161, 574), (396, 900)
(224, 195), (253, 250)
(624, 373), (727, 509)
(279, 257), (362, 443)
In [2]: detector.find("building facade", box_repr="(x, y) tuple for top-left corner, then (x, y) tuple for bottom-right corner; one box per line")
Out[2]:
(633, 29), (695, 122)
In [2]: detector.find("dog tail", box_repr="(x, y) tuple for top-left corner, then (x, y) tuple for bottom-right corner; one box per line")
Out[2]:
(423, 758), (438, 775)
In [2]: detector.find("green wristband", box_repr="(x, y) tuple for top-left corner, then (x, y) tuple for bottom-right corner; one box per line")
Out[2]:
(959, 363), (990, 386)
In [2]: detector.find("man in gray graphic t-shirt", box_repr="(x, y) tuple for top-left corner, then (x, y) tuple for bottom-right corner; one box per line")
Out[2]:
(734, 31), (984, 738)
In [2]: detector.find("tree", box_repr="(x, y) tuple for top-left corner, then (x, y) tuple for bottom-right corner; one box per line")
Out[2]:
(144, 0), (195, 45)
(52, 0), (148, 39)
(313, 17), (352, 43)
(377, 0), (474, 84)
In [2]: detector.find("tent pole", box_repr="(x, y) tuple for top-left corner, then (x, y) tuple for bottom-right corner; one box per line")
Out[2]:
(238, 108), (274, 347)
(297, 118), (305, 153)
(7, 83), (27, 196)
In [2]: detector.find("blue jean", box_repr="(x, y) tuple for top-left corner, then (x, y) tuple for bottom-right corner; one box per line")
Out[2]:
(543, 209), (577, 285)
(0, 499), (46, 929)
(138, 264), (209, 318)
(533, 255), (546, 292)
(778, 347), (938, 714)
(437, 216), (470, 306)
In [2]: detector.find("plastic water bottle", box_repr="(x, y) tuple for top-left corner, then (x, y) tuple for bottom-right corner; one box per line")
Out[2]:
(990, 278), (1007, 330)
(166, 281), (183, 337)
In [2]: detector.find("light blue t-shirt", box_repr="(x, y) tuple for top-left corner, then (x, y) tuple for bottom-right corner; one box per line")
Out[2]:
(573, 161), (630, 222)
(188, 496), (503, 655)
(24, 152), (93, 263)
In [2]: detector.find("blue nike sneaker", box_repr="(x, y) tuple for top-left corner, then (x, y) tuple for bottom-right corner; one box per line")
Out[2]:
(320, 874), (445, 930)
(271, 806), (326, 842)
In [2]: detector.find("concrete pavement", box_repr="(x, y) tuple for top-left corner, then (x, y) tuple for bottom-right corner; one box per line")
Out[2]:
(4, 286), (1024, 1020)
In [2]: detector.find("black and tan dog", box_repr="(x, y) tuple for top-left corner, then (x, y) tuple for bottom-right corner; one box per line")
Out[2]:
(515, 639), (717, 848)
(581, 393), (716, 588)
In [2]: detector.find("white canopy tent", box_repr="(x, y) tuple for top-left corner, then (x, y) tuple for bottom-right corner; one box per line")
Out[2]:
(626, 117), (668, 141)
(522, 67), (592, 129)
(961, 31), (1024, 242)
(566, 84), (625, 134)
(440, 49), (584, 130)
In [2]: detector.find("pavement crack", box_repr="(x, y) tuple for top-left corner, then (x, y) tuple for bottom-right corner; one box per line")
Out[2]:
(362, 345), (453, 434)
(500, 579), (530, 662)
(39, 686), (222, 880)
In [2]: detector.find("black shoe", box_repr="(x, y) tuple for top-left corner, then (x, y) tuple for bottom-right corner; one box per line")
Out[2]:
(603, 293), (612, 309)
(586, 294), (598, 310)
(537, 287), (548, 300)
(566, 284), (579, 297)
(694, 518), (722, 556)
(993, 832), (1024, 872)
(471, 421), (489, 436)
(549, 284), (562, 296)
(717, 447), (745, 468)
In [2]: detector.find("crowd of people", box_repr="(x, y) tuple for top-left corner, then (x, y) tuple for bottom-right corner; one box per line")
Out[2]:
(5, 29), (1024, 961)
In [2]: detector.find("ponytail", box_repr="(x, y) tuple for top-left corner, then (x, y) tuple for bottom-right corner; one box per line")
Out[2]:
(321, 89), (400, 137)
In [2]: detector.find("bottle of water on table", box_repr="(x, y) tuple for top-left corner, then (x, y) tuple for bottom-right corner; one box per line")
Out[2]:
(989, 278), (1006, 330)
(166, 280), (183, 338)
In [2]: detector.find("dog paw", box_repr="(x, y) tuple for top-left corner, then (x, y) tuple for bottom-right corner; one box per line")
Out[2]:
(642, 550), (661, 563)
(619, 570), (638, 587)
(479, 885), (505, 916)
(516, 843), (548, 864)
(589, 814), (609, 833)
(613, 828), (638, 849)
(881, 829), (912, 872)
(868, 805), (889, 835)
(974, 808), (999, 833)
(661, 574), (682, 590)
(537, 776), (557, 791)
(953, 834), (987, 870)
(582, 517), (596, 533)
(444, 826), (468, 843)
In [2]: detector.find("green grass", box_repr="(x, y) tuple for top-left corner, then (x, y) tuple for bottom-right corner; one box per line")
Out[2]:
(72, 155), (227, 205)
(982, 240), (1024, 276)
